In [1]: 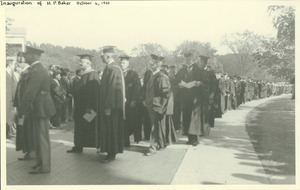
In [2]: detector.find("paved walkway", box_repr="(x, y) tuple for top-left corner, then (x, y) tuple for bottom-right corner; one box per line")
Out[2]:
(5, 94), (293, 185)
(172, 94), (293, 184)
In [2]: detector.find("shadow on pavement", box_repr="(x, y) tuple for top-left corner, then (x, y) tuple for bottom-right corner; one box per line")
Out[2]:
(7, 142), (186, 185)
(245, 96), (295, 179)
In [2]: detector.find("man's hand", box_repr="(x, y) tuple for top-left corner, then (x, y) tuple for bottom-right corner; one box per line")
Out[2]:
(105, 108), (111, 116)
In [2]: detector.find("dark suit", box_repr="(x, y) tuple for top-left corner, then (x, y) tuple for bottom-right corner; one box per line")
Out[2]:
(50, 79), (66, 127)
(60, 76), (70, 122)
(18, 62), (56, 172)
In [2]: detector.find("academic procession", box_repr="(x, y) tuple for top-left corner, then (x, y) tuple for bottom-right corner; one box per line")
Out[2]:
(5, 44), (294, 175)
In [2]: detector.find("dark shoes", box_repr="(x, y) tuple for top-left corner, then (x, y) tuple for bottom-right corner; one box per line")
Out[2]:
(192, 141), (199, 146)
(186, 141), (199, 146)
(100, 154), (116, 163)
(66, 147), (83, 153)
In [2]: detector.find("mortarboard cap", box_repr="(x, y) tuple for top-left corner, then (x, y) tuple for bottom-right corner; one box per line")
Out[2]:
(102, 45), (115, 54)
(23, 46), (44, 56)
(77, 54), (93, 61)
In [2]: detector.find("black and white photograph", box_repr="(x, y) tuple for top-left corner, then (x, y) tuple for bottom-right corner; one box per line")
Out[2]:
(1, 0), (297, 188)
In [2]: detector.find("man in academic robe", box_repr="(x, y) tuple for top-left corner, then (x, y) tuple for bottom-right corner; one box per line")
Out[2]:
(99, 46), (125, 163)
(145, 54), (176, 155)
(197, 56), (212, 133)
(204, 64), (218, 128)
(67, 54), (100, 153)
(120, 54), (142, 147)
(17, 46), (56, 174)
(141, 69), (153, 140)
(214, 72), (223, 118)
(160, 61), (177, 145)
(174, 51), (209, 146)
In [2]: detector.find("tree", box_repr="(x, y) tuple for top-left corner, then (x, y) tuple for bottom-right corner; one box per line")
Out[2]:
(131, 43), (170, 77)
(221, 30), (263, 76)
(174, 40), (221, 71)
(268, 6), (295, 44)
(254, 6), (295, 81)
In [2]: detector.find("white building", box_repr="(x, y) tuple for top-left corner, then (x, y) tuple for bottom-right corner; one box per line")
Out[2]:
(6, 27), (27, 60)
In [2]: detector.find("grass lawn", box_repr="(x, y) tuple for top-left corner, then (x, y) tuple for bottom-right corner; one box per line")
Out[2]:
(246, 95), (295, 179)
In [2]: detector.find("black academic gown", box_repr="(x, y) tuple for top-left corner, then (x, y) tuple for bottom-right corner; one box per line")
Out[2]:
(141, 69), (153, 140)
(206, 70), (218, 127)
(150, 70), (177, 149)
(174, 64), (210, 137)
(73, 70), (100, 149)
(124, 69), (142, 145)
(99, 62), (125, 155)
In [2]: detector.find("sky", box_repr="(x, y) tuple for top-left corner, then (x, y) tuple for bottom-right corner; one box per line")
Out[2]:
(5, 1), (280, 55)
